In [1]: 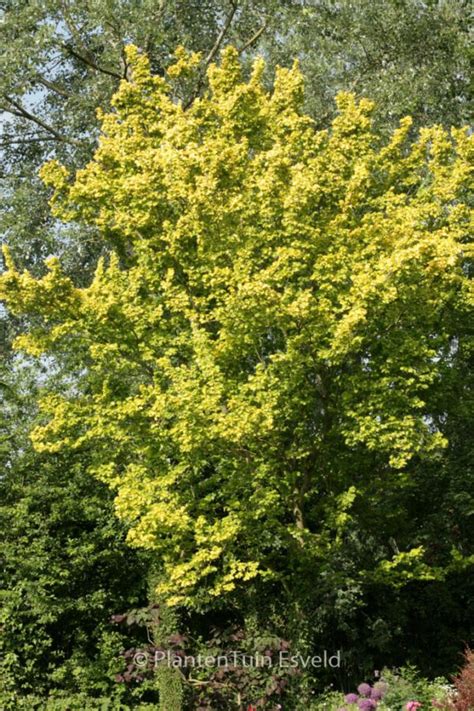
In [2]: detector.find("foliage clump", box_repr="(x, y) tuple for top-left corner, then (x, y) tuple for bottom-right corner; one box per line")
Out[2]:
(0, 46), (472, 614)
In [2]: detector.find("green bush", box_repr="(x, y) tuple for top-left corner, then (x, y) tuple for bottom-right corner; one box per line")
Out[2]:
(0, 692), (158, 710)
(305, 666), (452, 711)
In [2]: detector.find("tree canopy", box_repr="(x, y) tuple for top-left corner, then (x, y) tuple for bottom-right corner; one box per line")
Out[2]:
(1, 1), (471, 275)
(1, 47), (472, 612)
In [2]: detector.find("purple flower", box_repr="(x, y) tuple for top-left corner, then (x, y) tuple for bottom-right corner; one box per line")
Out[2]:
(345, 693), (359, 704)
(371, 682), (388, 700)
(357, 683), (373, 698)
(358, 699), (377, 711)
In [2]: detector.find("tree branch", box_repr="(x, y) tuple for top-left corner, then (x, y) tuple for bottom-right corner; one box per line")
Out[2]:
(60, 0), (94, 58)
(0, 136), (63, 146)
(63, 43), (122, 80)
(204, 1), (238, 66)
(35, 75), (72, 99)
(1, 95), (82, 146)
(238, 21), (268, 54)
(183, 3), (238, 110)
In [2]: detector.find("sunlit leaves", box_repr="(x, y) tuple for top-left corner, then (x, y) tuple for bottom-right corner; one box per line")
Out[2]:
(1, 47), (472, 609)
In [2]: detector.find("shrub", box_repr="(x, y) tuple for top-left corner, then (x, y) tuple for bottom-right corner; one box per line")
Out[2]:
(435, 649), (474, 711)
(306, 667), (452, 710)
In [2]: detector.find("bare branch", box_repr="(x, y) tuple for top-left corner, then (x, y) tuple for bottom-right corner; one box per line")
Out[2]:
(0, 106), (28, 120)
(59, 0), (97, 60)
(0, 136), (63, 146)
(183, 3), (238, 110)
(0, 171), (30, 179)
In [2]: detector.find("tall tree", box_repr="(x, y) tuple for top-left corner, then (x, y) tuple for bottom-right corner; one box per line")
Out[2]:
(0, 2), (472, 703)
(1, 47), (471, 614)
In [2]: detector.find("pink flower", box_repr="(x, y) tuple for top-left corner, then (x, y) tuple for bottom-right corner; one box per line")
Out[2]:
(358, 683), (372, 698)
(405, 702), (422, 711)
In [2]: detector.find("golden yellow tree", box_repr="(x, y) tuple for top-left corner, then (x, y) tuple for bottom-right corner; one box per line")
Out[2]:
(1, 46), (472, 609)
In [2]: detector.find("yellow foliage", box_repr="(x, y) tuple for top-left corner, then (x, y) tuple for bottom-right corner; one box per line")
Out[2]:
(1, 46), (472, 608)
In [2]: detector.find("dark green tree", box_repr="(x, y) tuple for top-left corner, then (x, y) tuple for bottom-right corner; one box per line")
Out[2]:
(0, 364), (153, 708)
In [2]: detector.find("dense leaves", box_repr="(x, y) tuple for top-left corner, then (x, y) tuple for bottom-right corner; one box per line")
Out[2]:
(1, 1), (471, 274)
(0, 3), (473, 708)
(0, 365), (151, 707)
(1, 48), (472, 613)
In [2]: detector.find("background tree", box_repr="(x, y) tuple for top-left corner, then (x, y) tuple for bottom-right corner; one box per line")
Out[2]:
(271, 0), (472, 130)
